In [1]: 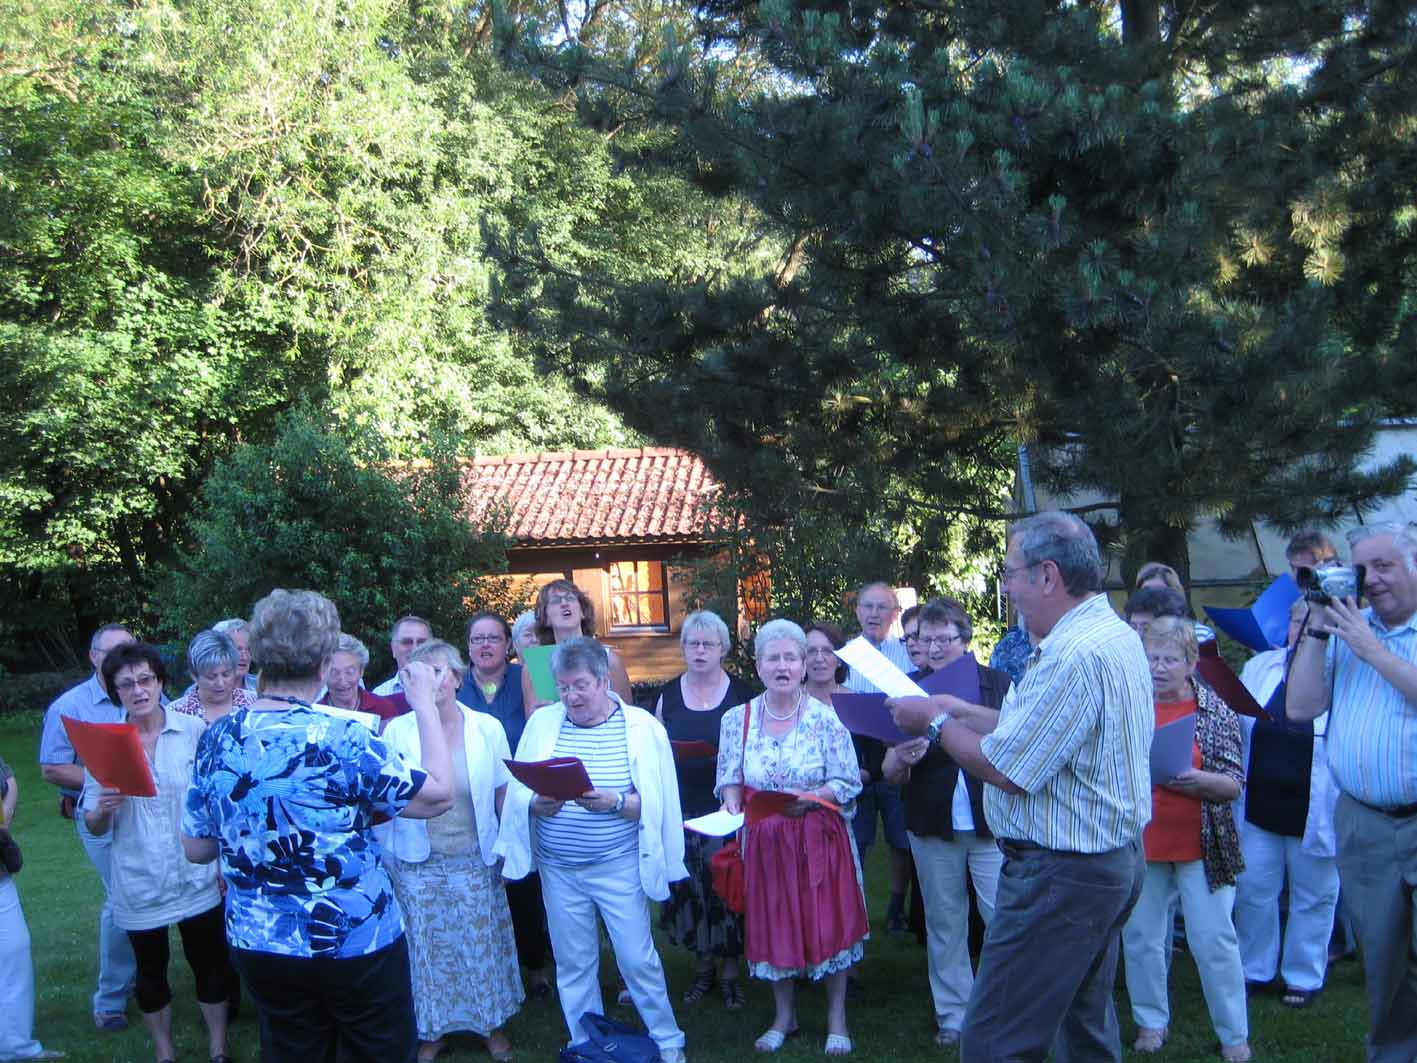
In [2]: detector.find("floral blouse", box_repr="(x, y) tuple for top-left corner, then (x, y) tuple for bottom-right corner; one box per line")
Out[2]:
(715, 695), (862, 812)
(169, 686), (252, 722)
(183, 704), (425, 959)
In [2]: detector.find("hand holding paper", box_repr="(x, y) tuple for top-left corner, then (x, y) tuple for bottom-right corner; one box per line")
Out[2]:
(745, 789), (841, 825)
(504, 756), (594, 800)
(833, 637), (928, 698)
(684, 809), (745, 836)
(1149, 713), (1196, 785)
(832, 693), (910, 745)
(60, 718), (156, 797)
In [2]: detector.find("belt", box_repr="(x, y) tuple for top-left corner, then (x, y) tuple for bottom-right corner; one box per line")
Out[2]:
(1353, 796), (1417, 819)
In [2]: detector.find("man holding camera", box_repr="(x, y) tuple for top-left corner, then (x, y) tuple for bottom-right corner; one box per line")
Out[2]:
(1287, 522), (1417, 1063)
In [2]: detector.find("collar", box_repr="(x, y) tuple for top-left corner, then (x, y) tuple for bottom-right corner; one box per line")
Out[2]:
(1036, 593), (1112, 652)
(84, 673), (116, 708)
(1366, 605), (1417, 638)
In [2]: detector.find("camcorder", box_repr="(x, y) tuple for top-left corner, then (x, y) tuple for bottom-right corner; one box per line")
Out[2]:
(1294, 564), (1366, 607)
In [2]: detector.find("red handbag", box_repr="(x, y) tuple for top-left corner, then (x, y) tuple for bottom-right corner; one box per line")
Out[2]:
(709, 700), (752, 914)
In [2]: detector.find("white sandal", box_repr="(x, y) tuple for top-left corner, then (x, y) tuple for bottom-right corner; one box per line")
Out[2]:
(754, 1027), (797, 1053)
(824, 1033), (853, 1056)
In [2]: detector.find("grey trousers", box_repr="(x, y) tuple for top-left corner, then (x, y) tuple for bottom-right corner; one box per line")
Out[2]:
(1333, 793), (1417, 1063)
(961, 838), (1144, 1063)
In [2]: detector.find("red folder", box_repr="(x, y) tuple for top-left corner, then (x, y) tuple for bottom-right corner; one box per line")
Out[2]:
(671, 740), (718, 762)
(60, 718), (157, 797)
(745, 789), (841, 826)
(504, 757), (594, 800)
(1196, 643), (1267, 719)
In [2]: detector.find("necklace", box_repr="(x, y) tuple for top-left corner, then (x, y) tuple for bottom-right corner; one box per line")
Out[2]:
(762, 690), (802, 721)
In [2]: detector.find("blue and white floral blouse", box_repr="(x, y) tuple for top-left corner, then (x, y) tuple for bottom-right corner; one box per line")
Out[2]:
(183, 704), (425, 959)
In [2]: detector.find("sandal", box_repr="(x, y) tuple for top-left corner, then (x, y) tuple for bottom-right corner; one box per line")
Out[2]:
(825, 1033), (853, 1056)
(1220, 1042), (1252, 1063)
(1281, 985), (1317, 1009)
(721, 977), (745, 1011)
(1134, 1026), (1167, 1053)
(682, 967), (716, 1005)
(754, 1026), (798, 1053)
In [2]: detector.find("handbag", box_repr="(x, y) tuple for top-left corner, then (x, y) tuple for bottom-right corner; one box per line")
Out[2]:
(558, 1013), (662, 1063)
(708, 700), (752, 914)
(0, 826), (21, 875)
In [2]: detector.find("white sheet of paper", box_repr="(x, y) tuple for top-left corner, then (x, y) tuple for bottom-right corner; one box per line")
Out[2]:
(683, 810), (745, 836)
(311, 701), (381, 732)
(834, 636), (929, 699)
(1149, 713), (1197, 785)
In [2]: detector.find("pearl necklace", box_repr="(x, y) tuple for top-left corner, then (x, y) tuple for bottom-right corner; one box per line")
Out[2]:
(762, 690), (802, 721)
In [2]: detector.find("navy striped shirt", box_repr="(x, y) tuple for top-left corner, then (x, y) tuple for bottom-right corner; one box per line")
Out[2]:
(535, 708), (638, 867)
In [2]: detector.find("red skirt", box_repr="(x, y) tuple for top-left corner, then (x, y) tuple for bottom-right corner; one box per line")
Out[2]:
(743, 807), (868, 972)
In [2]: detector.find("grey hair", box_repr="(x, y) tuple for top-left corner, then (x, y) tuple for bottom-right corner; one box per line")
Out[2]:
(855, 580), (898, 600)
(681, 610), (731, 653)
(212, 618), (249, 638)
(754, 618), (807, 658)
(550, 636), (610, 682)
(389, 614), (431, 643)
(89, 622), (134, 652)
(407, 638), (467, 679)
(334, 633), (370, 668)
(511, 610), (537, 645)
(918, 596), (974, 644)
(1141, 615), (1199, 665)
(1009, 511), (1105, 596)
(1346, 522), (1417, 574)
(249, 589), (341, 681)
(188, 630), (239, 675)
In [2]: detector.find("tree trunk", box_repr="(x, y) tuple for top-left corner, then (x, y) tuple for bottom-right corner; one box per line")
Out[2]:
(1119, 0), (1161, 46)
(1119, 509), (1193, 602)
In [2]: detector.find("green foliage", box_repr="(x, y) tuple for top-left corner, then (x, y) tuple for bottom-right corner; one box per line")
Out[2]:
(152, 412), (520, 677)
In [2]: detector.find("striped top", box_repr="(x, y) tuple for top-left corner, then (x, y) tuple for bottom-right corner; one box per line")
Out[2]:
(535, 707), (638, 867)
(981, 594), (1155, 853)
(1325, 607), (1417, 807)
(844, 636), (915, 693)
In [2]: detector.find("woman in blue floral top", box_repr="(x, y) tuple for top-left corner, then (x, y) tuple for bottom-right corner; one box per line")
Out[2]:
(182, 589), (455, 1063)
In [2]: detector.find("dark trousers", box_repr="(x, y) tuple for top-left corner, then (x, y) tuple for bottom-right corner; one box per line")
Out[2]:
(233, 935), (416, 1063)
(506, 871), (551, 971)
(125, 902), (232, 1014)
(962, 839), (1145, 1063)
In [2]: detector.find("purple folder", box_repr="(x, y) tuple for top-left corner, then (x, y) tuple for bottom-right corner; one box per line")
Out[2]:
(830, 692), (910, 745)
(917, 652), (983, 704)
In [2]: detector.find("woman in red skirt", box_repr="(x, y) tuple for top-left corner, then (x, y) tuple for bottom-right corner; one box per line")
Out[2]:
(717, 619), (868, 1056)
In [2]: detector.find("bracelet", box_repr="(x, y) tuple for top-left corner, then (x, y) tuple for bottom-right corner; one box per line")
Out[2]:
(1307, 630), (1331, 641)
(613, 790), (627, 814)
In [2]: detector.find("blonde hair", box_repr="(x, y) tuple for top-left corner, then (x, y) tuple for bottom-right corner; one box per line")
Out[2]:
(1142, 615), (1199, 664)
(1135, 562), (1184, 593)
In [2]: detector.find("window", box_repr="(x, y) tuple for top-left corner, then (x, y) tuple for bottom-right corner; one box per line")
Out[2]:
(610, 560), (669, 630)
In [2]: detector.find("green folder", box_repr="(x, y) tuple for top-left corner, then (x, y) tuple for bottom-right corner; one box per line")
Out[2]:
(521, 644), (559, 701)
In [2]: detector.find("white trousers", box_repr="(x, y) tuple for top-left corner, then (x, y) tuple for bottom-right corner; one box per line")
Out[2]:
(0, 876), (47, 1062)
(1123, 860), (1249, 1047)
(1233, 819), (1340, 991)
(907, 830), (1001, 1032)
(539, 851), (685, 1052)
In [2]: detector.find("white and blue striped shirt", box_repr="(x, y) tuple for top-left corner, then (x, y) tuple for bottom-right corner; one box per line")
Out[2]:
(535, 707), (638, 867)
(1325, 608), (1417, 807)
(844, 636), (916, 693)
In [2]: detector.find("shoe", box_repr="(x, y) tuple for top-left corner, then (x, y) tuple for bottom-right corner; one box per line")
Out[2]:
(529, 976), (552, 1000)
(721, 977), (745, 1011)
(93, 1012), (129, 1032)
(934, 1027), (961, 1047)
(1281, 985), (1317, 1009)
(1244, 979), (1270, 997)
(659, 1050), (688, 1063)
(682, 968), (716, 1005)
(824, 1033), (853, 1056)
(1133, 1026), (1167, 1053)
(485, 1032), (514, 1063)
(1220, 1041), (1252, 1062)
(754, 1027), (798, 1053)
(211, 1056), (234, 1063)
(886, 911), (910, 935)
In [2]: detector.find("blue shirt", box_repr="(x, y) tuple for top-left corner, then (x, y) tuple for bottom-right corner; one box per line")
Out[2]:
(182, 704), (425, 958)
(457, 663), (528, 753)
(39, 675), (126, 798)
(1325, 607), (1417, 807)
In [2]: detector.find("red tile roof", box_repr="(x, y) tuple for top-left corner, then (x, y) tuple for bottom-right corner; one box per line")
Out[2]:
(462, 447), (722, 546)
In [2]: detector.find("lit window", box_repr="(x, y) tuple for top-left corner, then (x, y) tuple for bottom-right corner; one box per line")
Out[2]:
(610, 561), (669, 630)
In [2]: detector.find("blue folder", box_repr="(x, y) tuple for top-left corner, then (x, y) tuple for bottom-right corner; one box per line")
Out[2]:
(1204, 574), (1301, 652)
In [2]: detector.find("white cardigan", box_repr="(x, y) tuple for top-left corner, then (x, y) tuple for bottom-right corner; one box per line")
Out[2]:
(493, 693), (687, 900)
(377, 704), (510, 866)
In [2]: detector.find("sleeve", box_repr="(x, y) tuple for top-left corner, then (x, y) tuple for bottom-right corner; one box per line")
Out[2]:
(37, 700), (76, 765)
(714, 704), (747, 798)
(492, 724), (512, 789)
(979, 649), (1101, 794)
(351, 725), (426, 818)
(77, 770), (100, 813)
(181, 727), (218, 839)
(820, 712), (864, 806)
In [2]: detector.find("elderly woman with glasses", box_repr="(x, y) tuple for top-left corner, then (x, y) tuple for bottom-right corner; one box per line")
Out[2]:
(655, 610), (756, 1011)
(1121, 616), (1250, 1062)
(318, 633), (399, 727)
(381, 640), (521, 1062)
(170, 630), (252, 727)
(497, 636), (688, 1063)
(521, 581), (633, 715)
(717, 619), (867, 1057)
(87, 642), (235, 1063)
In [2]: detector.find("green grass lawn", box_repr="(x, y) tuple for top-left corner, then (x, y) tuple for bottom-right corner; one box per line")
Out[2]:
(1, 709), (1369, 1062)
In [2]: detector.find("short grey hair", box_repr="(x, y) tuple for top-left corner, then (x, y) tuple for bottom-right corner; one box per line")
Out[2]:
(89, 623), (134, 652)
(407, 639), (467, 680)
(188, 630), (239, 675)
(550, 636), (610, 682)
(389, 614), (431, 643)
(918, 597), (973, 644)
(511, 610), (537, 645)
(334, 633), (370, 668)
(249, 589), (341, 682)
(754, 618), (807, 658)
(212, 618), (249, 638)
(1142, 615), (1199, 665)
(681, 610), (731, 653)
(1346, 522), (1417, 574)
(1009, 511), (1105, 596)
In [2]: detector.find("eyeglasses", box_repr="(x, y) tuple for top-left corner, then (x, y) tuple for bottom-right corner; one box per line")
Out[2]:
(902, 631), (919, 643)
(918, 634), (963, 648)
(1002, 560), (1044, 582)
(683, 639), (721, 652)
(547, 592), (580, 606)
(115, 673), (159, 694)
(858, 602), (897, 614)
(555, 677), (602, 696)
(468, 634), (506, 645)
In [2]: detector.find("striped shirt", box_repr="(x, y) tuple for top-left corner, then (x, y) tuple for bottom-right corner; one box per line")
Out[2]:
(535, 707), (638, 867)
(1325, 607), (1417, 807)
(980, 594), (1155, 853)
(844, 636), (916, 693)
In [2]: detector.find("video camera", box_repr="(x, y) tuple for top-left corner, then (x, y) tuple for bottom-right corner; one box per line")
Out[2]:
(1294, 564), (1366, 607)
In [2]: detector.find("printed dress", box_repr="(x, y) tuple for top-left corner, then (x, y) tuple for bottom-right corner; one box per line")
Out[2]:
(716, 695), (868, 981)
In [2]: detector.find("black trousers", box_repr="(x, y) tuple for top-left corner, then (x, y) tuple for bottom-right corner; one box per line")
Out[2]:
(506, 871), (551, 971)
(233, 935), (416, 1063)
(125, 902), (233, 1014)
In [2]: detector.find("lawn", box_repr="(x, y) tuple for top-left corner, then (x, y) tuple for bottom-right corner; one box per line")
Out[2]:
(1, 709), (1369, 1062)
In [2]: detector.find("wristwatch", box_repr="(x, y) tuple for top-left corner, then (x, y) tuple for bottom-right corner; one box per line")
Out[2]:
(1307, 630), (1331, 641)
(612, 790), (627, 813)
(925, 713), (950, 745)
